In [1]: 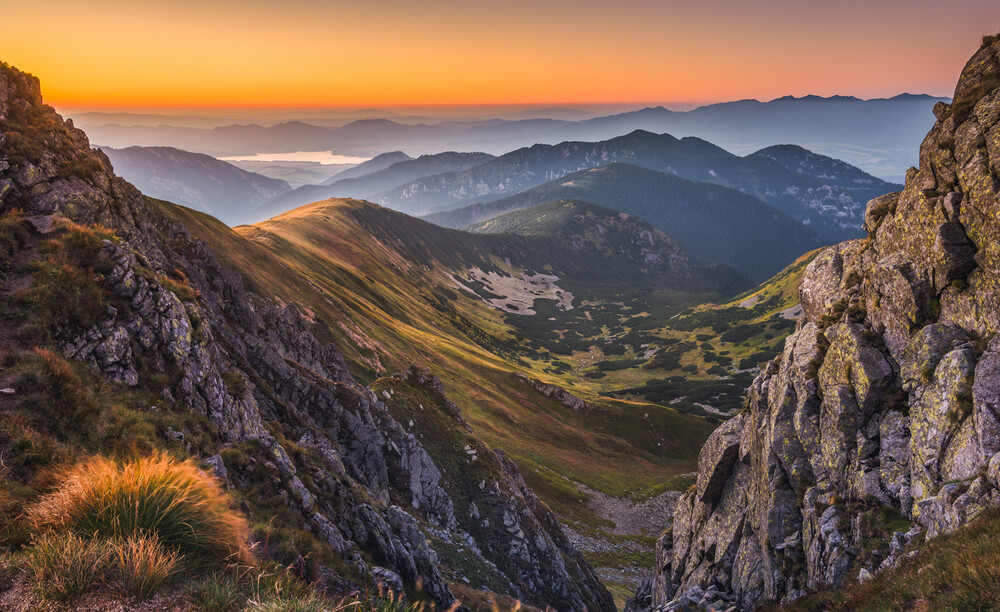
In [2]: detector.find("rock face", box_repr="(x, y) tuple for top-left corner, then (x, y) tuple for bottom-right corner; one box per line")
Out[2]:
(0, 62), (613, 611)
(643, 36), (1000, 610)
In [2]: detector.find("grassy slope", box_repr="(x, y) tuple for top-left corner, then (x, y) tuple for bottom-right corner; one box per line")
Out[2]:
(162, 199), (714, 506)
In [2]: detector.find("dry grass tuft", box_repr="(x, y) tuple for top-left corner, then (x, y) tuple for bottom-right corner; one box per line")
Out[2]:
(112, 533), (179, 600)
(28, 453), (250, 567)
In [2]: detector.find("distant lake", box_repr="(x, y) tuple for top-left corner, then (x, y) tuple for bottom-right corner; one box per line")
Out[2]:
(218, 151), (371, 165)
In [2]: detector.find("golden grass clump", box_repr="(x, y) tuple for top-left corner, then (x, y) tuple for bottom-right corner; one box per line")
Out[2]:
(28, 453), (250, 567)
(112, 533), (179, 600)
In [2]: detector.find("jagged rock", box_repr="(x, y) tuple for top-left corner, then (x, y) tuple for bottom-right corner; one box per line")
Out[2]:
(625, 577), (652, 612)
(370, 567), (405, 595)
(645, 36), (1000, 611)
(695, 418), (741, 506)
(799, 241), (862, 321)
(974, 337), (1000, 459)
(384, 506), (454, 607)
(311, 512), (350, 557)
(204, 454), (228, 483)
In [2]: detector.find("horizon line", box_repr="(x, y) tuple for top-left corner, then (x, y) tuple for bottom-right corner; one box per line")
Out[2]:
(55, 92), (951, 115)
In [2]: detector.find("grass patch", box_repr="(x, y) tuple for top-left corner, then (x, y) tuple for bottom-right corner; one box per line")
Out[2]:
(27, 531), (110, 601)
(188, 572), (249, 611)
(15, 348), (99, 440)
(16, 256), (109, 342)
(0, 210), (28, 278)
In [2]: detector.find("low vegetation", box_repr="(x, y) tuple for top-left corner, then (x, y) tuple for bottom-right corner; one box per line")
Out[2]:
(783, 510), (1000, 611)
(27, 453), (250, 566)
(7, 452), (486, 609)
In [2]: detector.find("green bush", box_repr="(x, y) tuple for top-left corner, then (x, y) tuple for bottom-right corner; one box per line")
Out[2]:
(222, 371), (247, 397)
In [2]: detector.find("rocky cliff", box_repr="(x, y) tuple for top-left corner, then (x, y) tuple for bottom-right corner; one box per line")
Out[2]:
(634, 35), (1000, 611)
(0, 61), (614, 611)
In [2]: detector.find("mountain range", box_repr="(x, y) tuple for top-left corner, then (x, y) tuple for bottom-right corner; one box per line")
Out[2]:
(458, 164), (824, 282)
(255, 151), (496, 223)
(75, 93), (944, 181)
(99, 130), (898, 283)
(409, 131), (898, 244)
(100, 145), (292, 225)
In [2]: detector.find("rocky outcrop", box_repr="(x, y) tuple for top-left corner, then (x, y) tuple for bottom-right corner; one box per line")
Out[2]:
(643, 36), (1000, 610)
(515, 373), (594, 412)
(384, 367), (616, 611)
(0, 61), (613, 610)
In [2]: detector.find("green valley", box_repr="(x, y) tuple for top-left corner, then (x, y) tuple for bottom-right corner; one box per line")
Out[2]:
(158, 194), (816, 601)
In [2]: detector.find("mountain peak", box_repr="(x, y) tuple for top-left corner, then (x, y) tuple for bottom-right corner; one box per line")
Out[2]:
(0, 62), (159, 252)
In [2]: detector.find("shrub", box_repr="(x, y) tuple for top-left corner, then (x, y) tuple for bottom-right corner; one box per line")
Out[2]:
(110, 533), (179, 600)
(28, 531), (110, 601)
(223, 371), (247, 397)
(28, 453), (250, 567)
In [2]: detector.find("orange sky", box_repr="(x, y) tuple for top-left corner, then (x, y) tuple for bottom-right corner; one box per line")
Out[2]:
(5, 0), (1000, 109)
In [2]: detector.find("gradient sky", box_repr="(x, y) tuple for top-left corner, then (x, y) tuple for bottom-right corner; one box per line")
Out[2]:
(5, 0), (1000, 109)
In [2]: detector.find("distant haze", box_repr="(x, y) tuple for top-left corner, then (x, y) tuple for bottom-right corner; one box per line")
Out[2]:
(4, 0), (999, 107)
(218, 152), (372, 165)
(74, 95), (946, 182)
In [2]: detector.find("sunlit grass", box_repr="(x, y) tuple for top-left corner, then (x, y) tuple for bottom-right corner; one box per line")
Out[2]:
(28, 453), (250, 567)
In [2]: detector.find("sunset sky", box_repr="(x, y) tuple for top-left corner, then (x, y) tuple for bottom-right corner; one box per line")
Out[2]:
(6, 0), (1000, 109)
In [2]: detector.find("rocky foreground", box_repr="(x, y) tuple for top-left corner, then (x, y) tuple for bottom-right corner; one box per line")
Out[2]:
(628, 34), (1000, 612)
